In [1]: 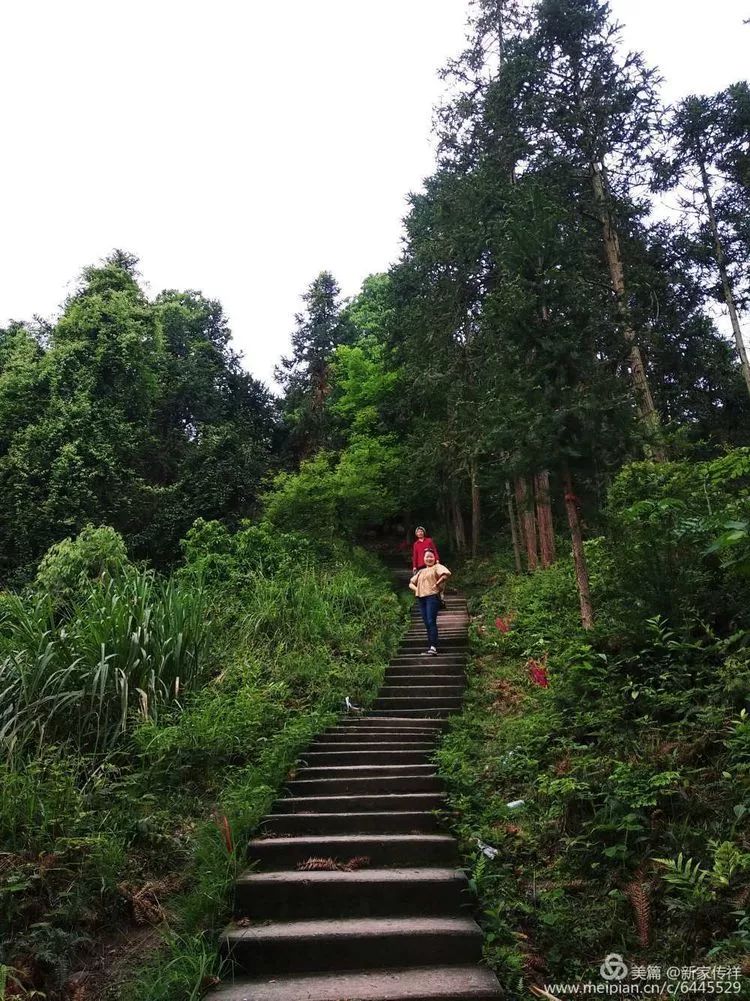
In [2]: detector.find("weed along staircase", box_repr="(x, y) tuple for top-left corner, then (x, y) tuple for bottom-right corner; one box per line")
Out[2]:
(211, 587), (502, 1001)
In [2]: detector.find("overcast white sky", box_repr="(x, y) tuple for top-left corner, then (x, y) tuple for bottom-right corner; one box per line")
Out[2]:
(2, 1), (748, 386)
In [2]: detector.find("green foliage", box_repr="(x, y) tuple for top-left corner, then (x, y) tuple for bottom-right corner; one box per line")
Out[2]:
(0, 254), (276, 581)
(33, 523), (130, 608)
(436, 459), (750, 990)
(329, 336), (400, 437)
(606, 450), (750, 631)
(1, 522), (402, 999)
(275, 271), (355, 459)
(118, 932), (225, 1001)
(263, 436), (406, 539)
(179, 517), (330, 585)
(0, 552), (209, 758)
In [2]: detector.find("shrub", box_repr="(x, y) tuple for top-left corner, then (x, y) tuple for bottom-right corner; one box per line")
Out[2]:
(32, 524), (130, 608)
(606, 450), (750, 634)
(262, 435), (404, 539)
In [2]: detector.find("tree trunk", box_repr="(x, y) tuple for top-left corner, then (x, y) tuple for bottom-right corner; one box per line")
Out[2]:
(534, 470), (556, 568)
(497, 0), (505, 68)
(451, 484), (468, 555)
(563, 468), (594, 630)
(515, 475), (538, 571)
(699, 159), (750, 398)
(506, 481), (523, 574)
(470, 457), (481, 557)
(513, 476), (527, 552)
(590, 163), (665, 459)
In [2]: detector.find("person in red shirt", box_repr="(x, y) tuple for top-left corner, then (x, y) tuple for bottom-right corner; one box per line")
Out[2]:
(412, 526), (440, 573)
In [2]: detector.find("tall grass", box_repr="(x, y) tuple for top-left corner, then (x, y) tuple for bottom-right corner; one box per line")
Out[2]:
(0, 571), (209, 758)
(238, 561), (396, 656)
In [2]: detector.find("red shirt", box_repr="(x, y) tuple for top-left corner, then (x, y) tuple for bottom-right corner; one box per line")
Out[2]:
(412, 537), (440, 569)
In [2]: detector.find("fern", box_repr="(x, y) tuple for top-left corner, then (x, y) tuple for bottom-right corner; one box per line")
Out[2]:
(653, 853), (715, 903)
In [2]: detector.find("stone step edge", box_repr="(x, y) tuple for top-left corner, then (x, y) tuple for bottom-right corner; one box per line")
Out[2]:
(207, 963), (501, 1001)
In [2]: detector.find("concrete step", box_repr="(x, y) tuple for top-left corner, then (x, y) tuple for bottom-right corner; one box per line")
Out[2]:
(319, 729), (440, 743)
(270, 792), (445, 815)
(378, 685), (465, 698)
(248, 833), (458, 869)
(402, 622), (466, 628)
(340, 716), (448, 728)
(234, 866), (469, 919)
(261, 809), (442, 836)
(401, 632), (468, 639)
(368, 707), (461, 718)
(393, 653), (468, 662)
(402, 637), (467, 642)
(372, 697), (463, 711)
(398, 648), (468, 656)
(221, 914), (483, 974)
(306, 736), (432, 744)
(389, 657), (467, 667)
(382, 673), (466, 684)
(205, 581), (487, 1000)
(387, 662), (466, 674)
(306, 742), (435, 755)
(301, 749), (434, 764)
(400, 638), (467, 645)
(284, 775), (442, 796)
(293, 765), (437, 779)
(210, 964), (501, 1001)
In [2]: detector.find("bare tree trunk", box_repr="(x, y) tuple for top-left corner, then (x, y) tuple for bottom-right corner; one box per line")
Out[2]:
(563, 468), (594, 630)
(506, 481), (523, 574)
(590, 163), (665, 460)
(470, 457), (481, 557)
(437, 491), (449, 555)
(513, 477), (527, 562)
(451, 485), (468, 555)
(497, 0), (505, 68)
(699, 160), (750, 397)
(534, 470), (556, 568)
(515, 475), (538, 571)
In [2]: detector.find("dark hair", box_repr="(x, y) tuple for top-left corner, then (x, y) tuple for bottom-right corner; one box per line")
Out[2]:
(423, 549), (435, 557)
(415, 525), (426, 534)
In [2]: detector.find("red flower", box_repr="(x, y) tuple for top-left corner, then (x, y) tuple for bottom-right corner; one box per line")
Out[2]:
(527, 659), (549, 688)
(495, 616), (511, 633)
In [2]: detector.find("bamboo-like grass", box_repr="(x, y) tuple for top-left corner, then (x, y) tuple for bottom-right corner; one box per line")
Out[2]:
(0, 570), (209, 759)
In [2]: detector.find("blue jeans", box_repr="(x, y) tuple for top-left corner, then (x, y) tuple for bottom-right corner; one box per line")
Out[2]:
(418, 594), (440, 648)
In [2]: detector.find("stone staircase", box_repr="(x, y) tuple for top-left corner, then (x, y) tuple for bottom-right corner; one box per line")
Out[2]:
(210, 589), (501, 1001)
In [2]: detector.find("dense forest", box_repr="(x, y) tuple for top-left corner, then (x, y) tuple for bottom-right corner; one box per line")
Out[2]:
(2, 0), (750, 998)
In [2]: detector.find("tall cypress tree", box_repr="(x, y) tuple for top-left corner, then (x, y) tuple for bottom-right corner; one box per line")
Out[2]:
(659, 88), (750, 396)
(276, 272), (354, 459)
(508, 0), (666, 453)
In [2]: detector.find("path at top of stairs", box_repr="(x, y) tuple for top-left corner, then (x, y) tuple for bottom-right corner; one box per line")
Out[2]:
(209, 584), (501, 1001)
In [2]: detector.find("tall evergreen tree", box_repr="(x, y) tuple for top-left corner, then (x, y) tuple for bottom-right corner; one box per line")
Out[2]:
(276, 272), (354, 459)
(659, 87), (750, 396)
(509, 0), (665, 451)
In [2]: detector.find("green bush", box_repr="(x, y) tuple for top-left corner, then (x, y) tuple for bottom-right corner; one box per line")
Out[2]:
(32, 523), (130, 608)
(262, 435), (404, 539)
(606, 450), (750, 634)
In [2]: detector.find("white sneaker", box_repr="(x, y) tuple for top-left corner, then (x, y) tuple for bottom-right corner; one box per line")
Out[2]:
(427, 646), (438, 656)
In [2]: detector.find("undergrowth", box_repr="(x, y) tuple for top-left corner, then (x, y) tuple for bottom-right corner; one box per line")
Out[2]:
(0, 520), (404, 1000)
(437, 456), (750, 995)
